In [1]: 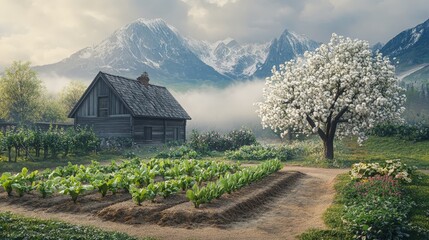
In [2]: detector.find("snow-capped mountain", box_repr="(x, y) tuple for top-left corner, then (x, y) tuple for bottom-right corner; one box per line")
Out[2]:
(35, 18), (320, 88)
(186, 38), (270, 79)
(253, 29), (320, 78)
(381, 18), (429, 72)
(35, 18), (231, 87)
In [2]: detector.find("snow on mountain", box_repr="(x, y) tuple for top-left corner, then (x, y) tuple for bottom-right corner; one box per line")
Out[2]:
(186, 38), (270, 79)
(253, 29), (320, 78)
(381, 18), (429, 72)
(35, 18), (321, 88)
(35, 18), (230, 87)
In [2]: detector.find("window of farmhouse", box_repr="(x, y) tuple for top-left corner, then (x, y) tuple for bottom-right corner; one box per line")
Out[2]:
(98, 97), (109, 117)
(144, 127), (153, 141)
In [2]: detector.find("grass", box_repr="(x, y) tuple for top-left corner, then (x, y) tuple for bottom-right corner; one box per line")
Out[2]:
(406, 172), (429, 238)
(298, 172), (429, 240)
(337, 136), (429, 169)
(0, 211), (157, 240)
(285, 136), (429, 169)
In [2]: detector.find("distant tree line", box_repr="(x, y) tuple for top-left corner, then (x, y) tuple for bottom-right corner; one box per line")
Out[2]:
(0, 61), (87, 124)
(403, 83), (429, 123)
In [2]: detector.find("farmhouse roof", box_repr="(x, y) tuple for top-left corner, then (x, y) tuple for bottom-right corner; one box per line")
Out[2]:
(69, 71), (191, 120)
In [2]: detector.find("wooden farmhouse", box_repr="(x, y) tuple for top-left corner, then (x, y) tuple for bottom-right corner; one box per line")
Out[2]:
(68, 72), (191, 144)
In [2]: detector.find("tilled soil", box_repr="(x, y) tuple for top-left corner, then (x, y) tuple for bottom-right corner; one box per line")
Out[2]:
(0, 166), (347, 240)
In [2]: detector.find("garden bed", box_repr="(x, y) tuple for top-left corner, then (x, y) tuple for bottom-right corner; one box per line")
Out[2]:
(1, 170), (303, 228)
(0, 190), (131, 214)
(98, 170), (303, 227)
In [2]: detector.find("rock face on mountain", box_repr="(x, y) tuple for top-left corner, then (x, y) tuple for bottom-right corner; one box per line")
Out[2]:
(253, 29), (320, 78)
(34, 19), (231, 87)
(381, 18), (429, 72)
(35, 18), (321, 87)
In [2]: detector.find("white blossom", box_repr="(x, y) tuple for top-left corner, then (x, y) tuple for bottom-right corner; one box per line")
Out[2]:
(256, 33), (406, 147)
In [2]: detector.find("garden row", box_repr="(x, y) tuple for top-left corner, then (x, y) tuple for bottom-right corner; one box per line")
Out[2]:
(0, 158), (282, 208)
(0, 126), (99, 161)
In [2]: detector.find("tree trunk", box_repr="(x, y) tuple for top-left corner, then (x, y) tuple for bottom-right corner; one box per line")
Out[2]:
(8, 147), (12, 162)
(323, 136), (334, 160)
(44, 147), (48, 160)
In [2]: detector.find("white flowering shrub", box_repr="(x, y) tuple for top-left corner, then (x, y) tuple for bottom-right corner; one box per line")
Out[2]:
(257, 33), (406, 159)
(350, 159), (416, 183)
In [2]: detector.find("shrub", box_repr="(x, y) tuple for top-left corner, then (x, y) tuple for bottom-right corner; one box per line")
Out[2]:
(350, 159), (416, 183)
(155, 145), (199, 159)
(226, 128), (257, 150)
(225, 144), (302, 161)
(188, 128), (257, 153)
(342, 196), (413, 240)
(341, 160), (417, 240)
(342, 175), (413, 239)
(370, 123), (429, 141)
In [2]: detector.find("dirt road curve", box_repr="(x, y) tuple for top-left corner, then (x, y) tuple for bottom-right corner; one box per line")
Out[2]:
(0, 166), (348, 240)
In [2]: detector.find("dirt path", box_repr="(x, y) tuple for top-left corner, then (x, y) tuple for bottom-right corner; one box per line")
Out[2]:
(0, 166), (347, 240)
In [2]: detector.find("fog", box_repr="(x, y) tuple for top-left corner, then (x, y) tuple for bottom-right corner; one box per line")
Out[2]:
(40, 73), (88, 94)
(172, 80), (266, 132)
(41, 74), (271, 134)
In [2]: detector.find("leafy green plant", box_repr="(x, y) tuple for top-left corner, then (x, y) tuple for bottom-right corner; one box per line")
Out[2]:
(157, 180), (180, 199)
(129, 183), (158, 205)
(90, 175), (110, 197)
(350, 159), (416, 183)
(0, 172), (14, 196)
(58, 176), (93, 203)
(186, 160), (282, 208)
(36, 178), (59, 198)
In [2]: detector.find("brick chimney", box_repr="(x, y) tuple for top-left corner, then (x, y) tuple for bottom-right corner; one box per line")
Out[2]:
(137, 72), (150, 87)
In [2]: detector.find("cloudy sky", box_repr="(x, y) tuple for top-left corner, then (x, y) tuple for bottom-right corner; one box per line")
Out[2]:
(0, 0), (428, 68)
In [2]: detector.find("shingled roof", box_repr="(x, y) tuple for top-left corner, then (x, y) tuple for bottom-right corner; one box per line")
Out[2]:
(69, 72), (191, 120)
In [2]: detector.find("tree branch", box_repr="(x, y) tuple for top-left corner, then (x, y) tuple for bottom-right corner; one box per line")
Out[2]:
(306, 114), (327, 140)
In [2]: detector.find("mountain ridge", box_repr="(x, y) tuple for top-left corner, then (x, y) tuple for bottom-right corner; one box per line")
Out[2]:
(34, 18), (320, 88)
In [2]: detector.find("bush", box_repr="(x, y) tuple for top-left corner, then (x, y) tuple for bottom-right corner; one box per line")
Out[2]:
(350, 159), (416, 183)
(188, 128), (257, 153)
(156, 145), (199, 159)
(370, 123), (429, 141)
(341, 160), (417, 240)
(226, 128), (257, 150)
(342, 175), (413, 239)
(342, 196), (413, 240)
(225, 144), (302, 161)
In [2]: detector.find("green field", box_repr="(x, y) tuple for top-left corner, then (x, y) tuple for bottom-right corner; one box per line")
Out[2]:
(1, 135), (428, 239)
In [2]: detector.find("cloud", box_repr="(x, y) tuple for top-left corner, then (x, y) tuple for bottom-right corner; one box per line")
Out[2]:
(172, 80), (265, 131)
(0, 0), (428, 67)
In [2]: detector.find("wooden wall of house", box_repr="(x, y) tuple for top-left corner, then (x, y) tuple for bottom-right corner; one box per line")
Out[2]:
(133, 118), (186, 143)
(76, 116), (132, 138)
(76, 77), (129, 117)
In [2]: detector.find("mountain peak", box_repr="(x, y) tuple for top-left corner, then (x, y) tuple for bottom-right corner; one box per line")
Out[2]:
(381, 18), (429, 72)
(135, 18), (167, 26)
(253, 28), (320, 78)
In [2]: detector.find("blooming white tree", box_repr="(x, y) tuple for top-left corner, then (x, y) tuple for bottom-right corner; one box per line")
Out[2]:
(257, 34), (406, 159)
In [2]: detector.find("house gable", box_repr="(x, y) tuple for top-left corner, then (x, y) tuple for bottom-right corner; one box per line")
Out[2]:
(68, 73), (130, 118)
